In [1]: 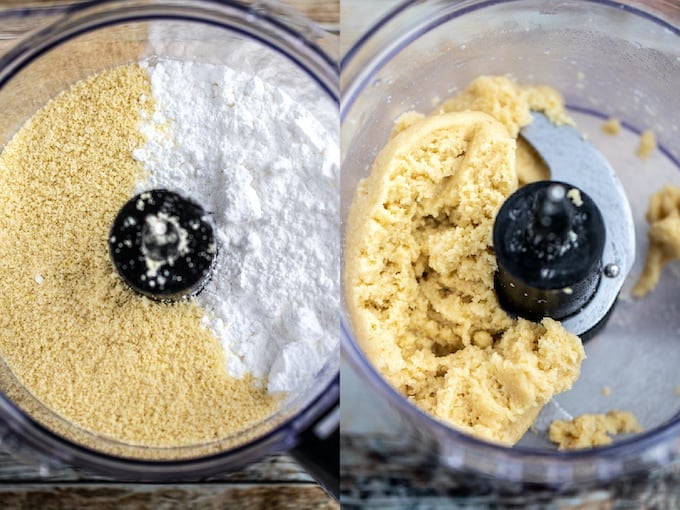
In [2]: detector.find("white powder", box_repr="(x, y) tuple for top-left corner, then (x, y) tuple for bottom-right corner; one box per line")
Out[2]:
(133, 59), (339, 394)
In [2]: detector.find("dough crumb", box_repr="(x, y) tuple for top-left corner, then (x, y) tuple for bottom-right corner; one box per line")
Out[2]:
(601, 118), (621, 135)
(549, 411), (643, 450)
(636, 130), (657, 159)
(632, 185), (680, 297)
(567, 188), (583, 207)
(602, 386), (611, 397)
(675, 386), (680, 396)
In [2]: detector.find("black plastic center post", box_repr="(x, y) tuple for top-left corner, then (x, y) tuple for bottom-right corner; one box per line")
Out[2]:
(109, 189), (217, 300)
(493, 181), (606, 322)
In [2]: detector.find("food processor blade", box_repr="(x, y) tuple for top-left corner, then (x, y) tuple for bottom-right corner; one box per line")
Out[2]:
(493, 112), (636, 338)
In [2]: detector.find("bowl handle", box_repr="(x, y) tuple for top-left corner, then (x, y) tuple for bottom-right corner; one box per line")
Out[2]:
(290, 400), (339, 501)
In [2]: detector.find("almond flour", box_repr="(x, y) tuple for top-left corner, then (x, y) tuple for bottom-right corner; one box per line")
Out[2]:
(0, 64), (277, 447)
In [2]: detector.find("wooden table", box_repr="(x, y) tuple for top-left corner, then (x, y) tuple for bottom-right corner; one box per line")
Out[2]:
(0, 454), (336, 509)
(0, 1), (338, 508)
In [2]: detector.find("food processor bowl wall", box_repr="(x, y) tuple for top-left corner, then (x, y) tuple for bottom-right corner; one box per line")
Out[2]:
(0, 0), (339, 487)
(341, 0), (680, 486)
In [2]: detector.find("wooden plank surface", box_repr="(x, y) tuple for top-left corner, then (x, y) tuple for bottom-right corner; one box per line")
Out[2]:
(341, 434), (680, 509)
(0, 451), (337, 508)
(285, 0), (339, 30)
(0, 0), (339, 28)
(0, 483), (337, 510)
(0, 452), (312, 483)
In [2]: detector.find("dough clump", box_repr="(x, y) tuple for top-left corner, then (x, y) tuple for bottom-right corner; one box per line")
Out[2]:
(345, 76), (585, 445)
(601, 118), (622, 135)
(549, 411), (643, 449)
(637, 130), (657, 159)
(633, 185), (680, 297)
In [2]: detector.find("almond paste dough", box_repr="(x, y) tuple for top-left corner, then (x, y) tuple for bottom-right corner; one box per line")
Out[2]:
(633, 184), (680, 297)
(549, 411), (643, 449)
(344, 76), (586, 445)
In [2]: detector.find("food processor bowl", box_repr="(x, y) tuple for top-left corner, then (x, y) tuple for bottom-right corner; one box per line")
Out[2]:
(0, 0), (339, 497)
(341, 0), (680, 487)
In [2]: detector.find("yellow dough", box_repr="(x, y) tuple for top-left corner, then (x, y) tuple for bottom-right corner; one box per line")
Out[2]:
(345, 76), (585, 446)
(602, 118), (622, 135)
(549, 411), (643, 450)
(637, 130), (657, 159)
(633, 184), (680, 297)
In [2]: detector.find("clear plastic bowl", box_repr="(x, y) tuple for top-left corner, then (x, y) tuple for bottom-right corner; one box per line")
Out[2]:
(341, 0), (680, 486)
(0, 0), (339, 485)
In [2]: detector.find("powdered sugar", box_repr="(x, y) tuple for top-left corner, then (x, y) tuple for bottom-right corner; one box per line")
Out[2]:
(133, 59), (339, 394)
